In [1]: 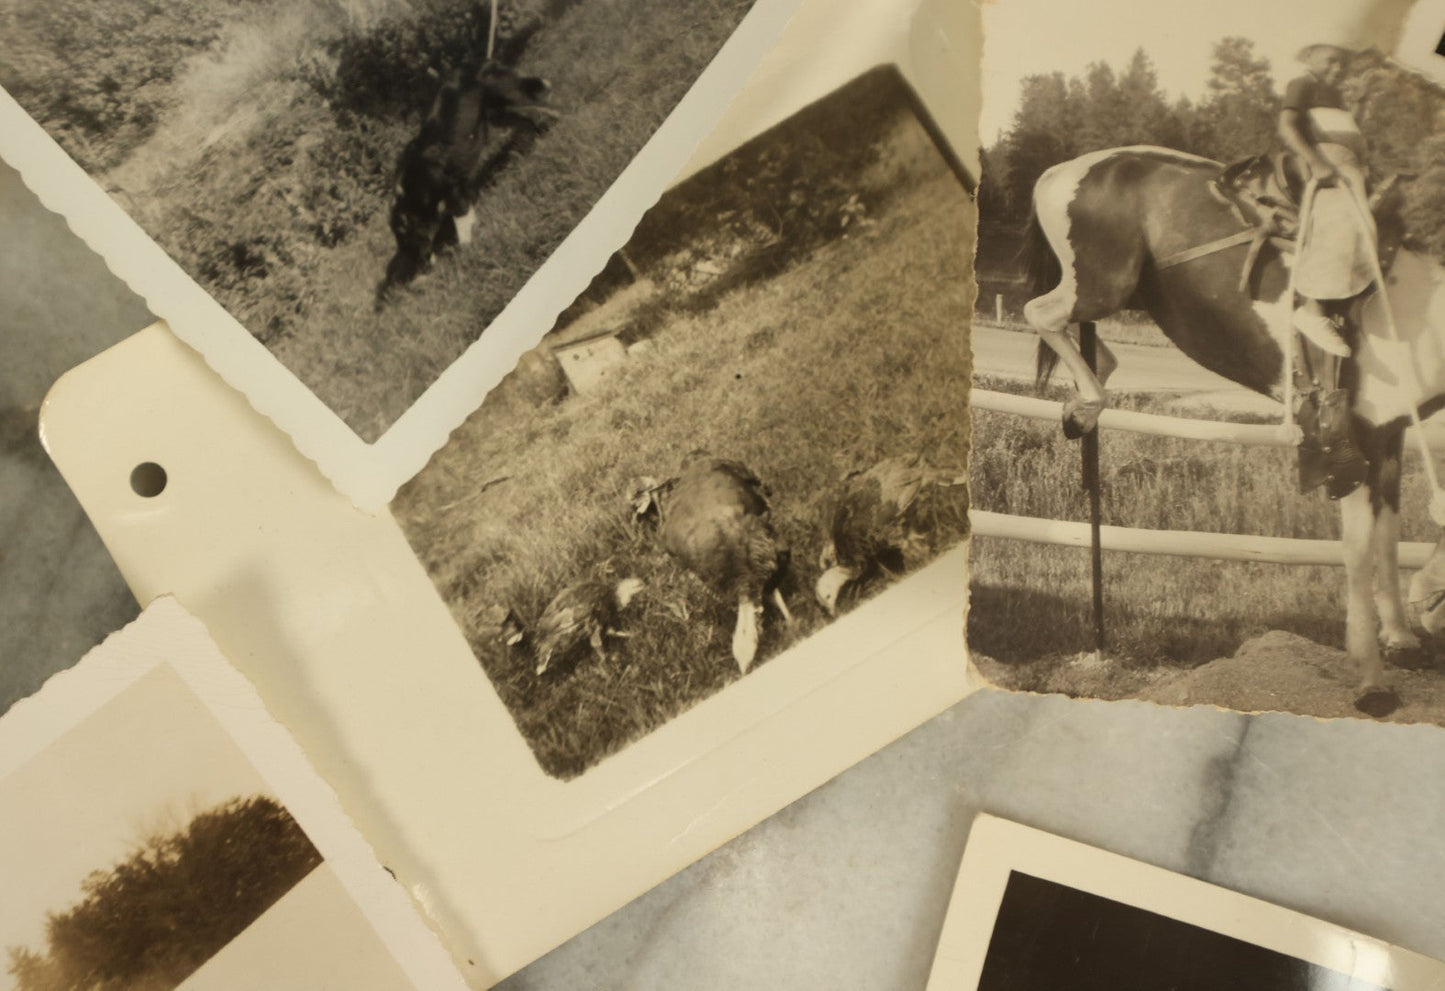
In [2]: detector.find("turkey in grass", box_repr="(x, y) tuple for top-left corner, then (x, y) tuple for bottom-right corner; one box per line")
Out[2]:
(814, 454), (966, 616)
(532, 577), (645, 676)
(630, 453), (793, 673)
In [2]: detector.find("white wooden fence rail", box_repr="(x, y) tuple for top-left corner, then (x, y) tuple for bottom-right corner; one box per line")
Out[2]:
(971, 388), (1445, 452)
(970, 510), (1435, 568)
(969, 389), (1442, 568)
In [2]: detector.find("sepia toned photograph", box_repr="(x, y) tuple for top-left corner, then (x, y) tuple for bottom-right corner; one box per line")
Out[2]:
(4, 668), (317, 990)
(0, 0), (759, 442)
(0, 602), (469, 991)
(394, 66), (972, 779)
(967, 0), (1445, 723)
(927, 816), (1445, 991)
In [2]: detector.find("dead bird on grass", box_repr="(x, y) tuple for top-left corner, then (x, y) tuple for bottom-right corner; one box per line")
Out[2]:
(815, 454), (966, 615)
(531, 577), (645, 676)
(631, 453), (793, 673)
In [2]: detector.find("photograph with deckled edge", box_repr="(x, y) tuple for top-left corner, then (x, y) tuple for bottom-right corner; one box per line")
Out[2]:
(393, 65), (973, 779)
(967, 0), (1445, 725)
(0, 0), (764, 444)
(0, 647), (463, 991)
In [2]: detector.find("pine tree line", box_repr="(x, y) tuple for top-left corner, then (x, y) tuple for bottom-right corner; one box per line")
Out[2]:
(979, 38), (1445, 272)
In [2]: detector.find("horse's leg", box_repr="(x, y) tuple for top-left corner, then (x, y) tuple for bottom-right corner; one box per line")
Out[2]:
(1341, 486), (1398, 715)
(1095, 339), (1119, 387)
(1370, 432), (1425, 664)
(1024, 160), (1143, 435)
(452, 208), (476, 246)
(435, 214), (460, 254)
(1024, 293), (1108, 434)
(1375, 504), (1421, 652)
(376, 204), (429, 306)
(1340, 487), (1381, 684)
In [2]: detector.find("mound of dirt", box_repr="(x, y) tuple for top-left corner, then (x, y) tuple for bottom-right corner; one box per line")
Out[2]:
(974, 630), (1445, 725)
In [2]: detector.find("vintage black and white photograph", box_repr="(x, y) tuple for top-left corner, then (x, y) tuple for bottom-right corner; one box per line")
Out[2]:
(393, 65), (972, 779)
(967, 0), (1445, 722)
(0, 0), (765, 444)
(0, 602), (469, 991)
(925, 816), (1445, 991)
(975, 873), (1389, 991)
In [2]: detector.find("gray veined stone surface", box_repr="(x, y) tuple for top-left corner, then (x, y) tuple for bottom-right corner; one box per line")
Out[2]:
(0, 159), (151, 712)
(499, 690), (1445, 990)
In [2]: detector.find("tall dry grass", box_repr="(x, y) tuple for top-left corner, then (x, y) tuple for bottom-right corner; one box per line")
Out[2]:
(270, 0), (758, 439)
(968, 375), (1437, 690)
(4, 0), (757, 441)
(393, 130), (972, 778)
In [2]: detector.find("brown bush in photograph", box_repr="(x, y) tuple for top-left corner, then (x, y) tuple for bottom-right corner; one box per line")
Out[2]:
(0, 0), (756, 439)
(395, 69), (972, 778)
(6, 794), (321, 991)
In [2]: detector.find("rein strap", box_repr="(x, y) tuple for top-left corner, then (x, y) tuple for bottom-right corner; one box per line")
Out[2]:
(1155, 226), (1295, 291)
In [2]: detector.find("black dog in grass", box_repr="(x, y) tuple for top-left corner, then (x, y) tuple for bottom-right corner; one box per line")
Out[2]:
(376, 59), (554, 307)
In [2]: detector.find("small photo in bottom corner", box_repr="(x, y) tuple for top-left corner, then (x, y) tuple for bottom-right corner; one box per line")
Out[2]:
(394, 64), (974, 780)
(927, 815), (1445, 991)
(0, 600), (468, 991)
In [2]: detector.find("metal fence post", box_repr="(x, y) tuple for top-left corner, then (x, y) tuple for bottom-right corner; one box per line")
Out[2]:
(1079, 322), (1105, 653)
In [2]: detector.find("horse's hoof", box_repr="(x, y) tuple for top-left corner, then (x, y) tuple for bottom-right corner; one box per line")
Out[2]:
(1354, 686), (1401, 718)
(1061, 400), (1103, 440)
(1385, 641), (1433, 670)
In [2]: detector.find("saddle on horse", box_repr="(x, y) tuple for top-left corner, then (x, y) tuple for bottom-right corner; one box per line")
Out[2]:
(1201, 153), (1409, 498)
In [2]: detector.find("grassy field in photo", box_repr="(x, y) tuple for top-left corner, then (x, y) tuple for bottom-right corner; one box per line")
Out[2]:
(968, 375), (1438, 696)
(1, 0), (754, 439)
(394, 98), (971, 779)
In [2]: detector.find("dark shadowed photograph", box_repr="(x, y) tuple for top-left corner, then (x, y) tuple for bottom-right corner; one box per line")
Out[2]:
(968, 0), (1445, 724)
(393, 66), (972, 779)
(977, 871), (1387, 991)
(0, 0), (758, 440)
(926, 817), (1445, 990)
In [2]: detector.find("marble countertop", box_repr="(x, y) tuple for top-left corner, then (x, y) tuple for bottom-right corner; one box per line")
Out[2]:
(0, 161), (146, 714)
(497, 689), (1445, 989)
(7, 156), (1445, 991)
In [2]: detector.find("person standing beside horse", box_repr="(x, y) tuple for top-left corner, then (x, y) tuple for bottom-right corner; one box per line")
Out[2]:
(1279, 43), (1376, 354)
(1277, 42), (1378, 490)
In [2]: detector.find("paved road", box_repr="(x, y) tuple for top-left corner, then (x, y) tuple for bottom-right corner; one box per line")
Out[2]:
(970, 321), (1282, 416)
(971, 321), (1445, 443)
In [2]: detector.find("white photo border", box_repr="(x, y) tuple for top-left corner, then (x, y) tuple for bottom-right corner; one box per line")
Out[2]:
(0, 0), (803, 512)
(0, 598), (472, 991)
(927, 815), (1445, 990)
(37, 0), (980, 979)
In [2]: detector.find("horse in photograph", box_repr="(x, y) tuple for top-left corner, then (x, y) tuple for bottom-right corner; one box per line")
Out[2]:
(377, 58), (553, 305)
(631, 455), (794, 673)
(1020, 145), (1445, 713)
